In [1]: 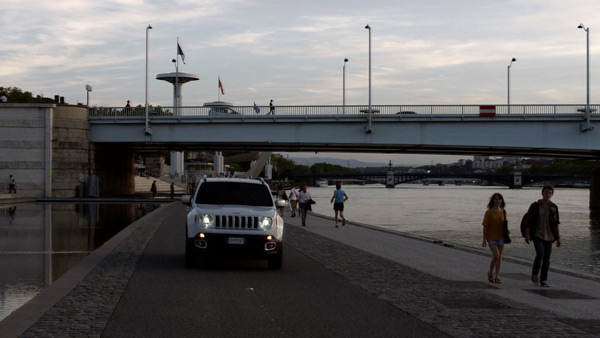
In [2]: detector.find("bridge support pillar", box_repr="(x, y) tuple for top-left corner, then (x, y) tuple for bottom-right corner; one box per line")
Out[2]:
(590, 167), (600, 211)
(386, 171), (395, 188)
(510, 171), (522, 189)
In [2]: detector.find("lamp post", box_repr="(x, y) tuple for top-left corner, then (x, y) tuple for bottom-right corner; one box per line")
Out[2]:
(578, 23), (591, 131)
(145, 24), (152, 135)
(507, 58), (516, 114)
(85, 84), (92, 106)
(343, 58), (348, 114)
(365, 24), (372, 133)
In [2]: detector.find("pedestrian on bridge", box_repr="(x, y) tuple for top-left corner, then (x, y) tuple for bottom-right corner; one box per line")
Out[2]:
(525, 185), (561, 287)
(330, 182), (348, 228)
(482, 193), (507, 284)
(268, 99), (274, 115)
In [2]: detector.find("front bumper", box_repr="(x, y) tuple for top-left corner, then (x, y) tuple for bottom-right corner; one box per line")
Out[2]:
(187, 232), (283, 259)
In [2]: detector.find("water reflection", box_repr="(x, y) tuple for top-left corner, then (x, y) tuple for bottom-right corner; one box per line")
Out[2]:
(589, 210), (600, 258)
(0, 203), (159, 322)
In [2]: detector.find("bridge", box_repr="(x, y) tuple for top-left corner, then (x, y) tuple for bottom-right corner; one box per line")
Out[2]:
(89, 104), (600, 159)
(295, 172), (591, 188)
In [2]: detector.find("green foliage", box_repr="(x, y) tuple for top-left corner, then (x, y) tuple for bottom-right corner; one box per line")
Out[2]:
(310, 162), (356, 174)
(270, 154), (310, 179)
(525, 159), (597, 175)
(270, 155), (357, 180)
(0, 86), (54, 103)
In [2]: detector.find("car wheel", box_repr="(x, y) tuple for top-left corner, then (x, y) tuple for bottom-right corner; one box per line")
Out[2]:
(267, 252), (283, 270)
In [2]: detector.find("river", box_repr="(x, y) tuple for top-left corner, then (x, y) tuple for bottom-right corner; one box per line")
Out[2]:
(305, 184), (600, 276)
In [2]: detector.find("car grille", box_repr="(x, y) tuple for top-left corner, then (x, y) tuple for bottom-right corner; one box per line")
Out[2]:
(214, 215), (260, 230)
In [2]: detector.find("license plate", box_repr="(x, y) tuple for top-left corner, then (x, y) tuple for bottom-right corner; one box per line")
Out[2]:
(227, 237), (246, 245)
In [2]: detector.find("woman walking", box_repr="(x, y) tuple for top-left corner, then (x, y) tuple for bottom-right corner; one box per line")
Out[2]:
(298, 185), (311, 226)
(275, 184), (288, 216)
(288, 184), (298, 217)
(482, 193), (507, 284)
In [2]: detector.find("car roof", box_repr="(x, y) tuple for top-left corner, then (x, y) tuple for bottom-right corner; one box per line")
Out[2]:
(199, 177), (266, 185)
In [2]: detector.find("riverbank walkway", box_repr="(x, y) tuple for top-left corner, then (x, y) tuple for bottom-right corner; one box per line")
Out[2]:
(1, 201), (600, 337)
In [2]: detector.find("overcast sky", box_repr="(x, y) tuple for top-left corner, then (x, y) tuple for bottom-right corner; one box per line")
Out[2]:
(2, 0), (599, 165)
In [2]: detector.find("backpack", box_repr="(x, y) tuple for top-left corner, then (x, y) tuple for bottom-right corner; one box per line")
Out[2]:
(520, 212), (528, 238)
(520, 201), (539, 238)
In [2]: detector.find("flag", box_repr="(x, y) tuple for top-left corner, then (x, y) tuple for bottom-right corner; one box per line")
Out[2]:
(177, 42), (186, 64)
(218, 77), (225, 95)
(253, 102), (260, 114)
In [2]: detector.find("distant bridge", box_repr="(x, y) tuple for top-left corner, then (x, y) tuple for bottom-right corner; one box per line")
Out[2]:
(295, 172), (591, 188)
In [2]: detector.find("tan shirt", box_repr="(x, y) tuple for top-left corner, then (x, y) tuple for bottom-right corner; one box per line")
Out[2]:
(535, 202), (555, 241)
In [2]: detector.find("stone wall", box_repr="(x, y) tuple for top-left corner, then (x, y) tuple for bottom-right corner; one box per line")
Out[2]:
(0, 104), (53, 198)
(0, 104), (92, 198)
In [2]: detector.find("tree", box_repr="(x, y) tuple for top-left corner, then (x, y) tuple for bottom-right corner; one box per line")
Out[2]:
(0, 86), (54, 103)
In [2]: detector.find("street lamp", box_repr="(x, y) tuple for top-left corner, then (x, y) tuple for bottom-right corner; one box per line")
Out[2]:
(85, 84), (92, 107)
(507, 58), (516, 114)
(578, 23), (592, 131)
(343, 58), (348, 114)
(365, 24), (372, 133)
(145, 24), (152, 136)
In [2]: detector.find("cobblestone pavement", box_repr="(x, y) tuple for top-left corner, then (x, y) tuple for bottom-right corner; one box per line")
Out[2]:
(8, 205), (600, 337)
(285, 225), (600, 338)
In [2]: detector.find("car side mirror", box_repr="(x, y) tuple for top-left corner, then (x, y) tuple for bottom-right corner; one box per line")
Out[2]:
(181, 195), (191, 206)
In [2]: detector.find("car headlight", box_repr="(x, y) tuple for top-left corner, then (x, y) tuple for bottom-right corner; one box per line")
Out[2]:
(259, 216), (273, 230)
(200, 214), (214, 228)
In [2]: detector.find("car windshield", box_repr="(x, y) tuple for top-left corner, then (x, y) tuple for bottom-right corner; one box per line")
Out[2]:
(195, 182), (274, 206)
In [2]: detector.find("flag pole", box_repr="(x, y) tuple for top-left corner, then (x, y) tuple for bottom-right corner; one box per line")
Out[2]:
(218, 76), (220, 101)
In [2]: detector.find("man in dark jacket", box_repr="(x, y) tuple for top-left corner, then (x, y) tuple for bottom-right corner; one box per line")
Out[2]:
(525, 185), (561, 287)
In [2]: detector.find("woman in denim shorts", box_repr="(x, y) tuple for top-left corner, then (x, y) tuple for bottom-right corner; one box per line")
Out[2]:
(482, 193), (507, 283)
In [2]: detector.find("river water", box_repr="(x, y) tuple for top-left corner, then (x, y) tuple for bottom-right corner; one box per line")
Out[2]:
(0, 202), (160, 322)
(306, 184), (600, 276)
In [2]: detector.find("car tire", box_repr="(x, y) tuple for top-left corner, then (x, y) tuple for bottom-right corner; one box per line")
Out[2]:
(267, 252), (283, 270)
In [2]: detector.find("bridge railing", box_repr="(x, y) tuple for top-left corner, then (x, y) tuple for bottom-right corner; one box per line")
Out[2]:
(88, 104), (600, 118)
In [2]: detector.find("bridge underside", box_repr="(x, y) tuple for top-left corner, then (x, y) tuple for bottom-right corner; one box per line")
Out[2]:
(105, 141), (600, 160)
(90, 115), (600, 160)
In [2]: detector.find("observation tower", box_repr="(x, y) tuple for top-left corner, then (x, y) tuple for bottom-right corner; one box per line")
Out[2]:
(156, 71), (199, 176)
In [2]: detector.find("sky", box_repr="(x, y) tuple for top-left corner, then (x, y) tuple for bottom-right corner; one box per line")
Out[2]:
(2, 0), (599, 165)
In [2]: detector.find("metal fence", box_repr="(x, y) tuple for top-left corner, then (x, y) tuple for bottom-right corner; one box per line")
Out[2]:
(88, 104), (600, 118)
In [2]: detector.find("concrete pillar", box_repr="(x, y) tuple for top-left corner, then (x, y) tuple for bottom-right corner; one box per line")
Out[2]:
(590, 167), (600, 210)
(386, 171), (395, 188)
(511, 171), (522, 189)
(214, 151), (225, 175)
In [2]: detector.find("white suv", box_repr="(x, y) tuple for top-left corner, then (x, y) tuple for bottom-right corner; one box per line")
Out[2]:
(182, 177), (284, 269)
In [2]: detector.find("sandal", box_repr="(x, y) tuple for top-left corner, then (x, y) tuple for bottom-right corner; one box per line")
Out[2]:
(487, 272), (494, 283)
(494, 278), (502, 284)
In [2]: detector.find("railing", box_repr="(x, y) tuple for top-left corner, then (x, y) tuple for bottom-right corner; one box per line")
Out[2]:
(88, 104), (600, 118)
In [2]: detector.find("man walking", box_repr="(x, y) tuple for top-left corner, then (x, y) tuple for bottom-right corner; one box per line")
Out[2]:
(525, 185), (561, 287)
(9, 175), (17, 194)
(330, 183), (348, 228)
